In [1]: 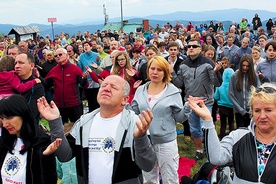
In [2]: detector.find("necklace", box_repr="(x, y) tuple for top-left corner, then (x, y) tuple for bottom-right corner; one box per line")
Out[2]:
(256, 130), (276, 145)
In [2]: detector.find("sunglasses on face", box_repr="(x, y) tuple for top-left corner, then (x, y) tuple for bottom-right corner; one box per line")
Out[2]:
(255, 87), (276, 93)
(187, 45), (201, 49)
(54, 53), (63, 58)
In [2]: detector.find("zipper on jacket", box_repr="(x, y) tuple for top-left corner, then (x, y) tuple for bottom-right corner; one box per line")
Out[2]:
(62, 67), (65, 106)
(270, 60), (272, 83)
(194, 68), (196, 79)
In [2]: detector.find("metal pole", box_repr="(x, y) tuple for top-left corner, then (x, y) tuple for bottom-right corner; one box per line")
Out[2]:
(120, 0), (123, 30)
(51, 22), (54, 41)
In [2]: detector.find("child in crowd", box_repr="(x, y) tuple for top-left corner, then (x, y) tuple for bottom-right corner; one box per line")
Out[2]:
(214, 68), (235, 139)
(0, 55), (40, 99)
(221, 56), (230, 71)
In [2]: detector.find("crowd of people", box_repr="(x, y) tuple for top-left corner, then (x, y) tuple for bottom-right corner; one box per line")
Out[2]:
(0, 13), (276, 183)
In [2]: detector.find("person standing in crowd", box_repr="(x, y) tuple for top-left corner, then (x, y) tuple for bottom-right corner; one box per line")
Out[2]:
(266, 18), (274, 35)
(38, 75), (156, 184)
(228, 54), (260, 128)
(65, 44), (79, 65)
(132, 56), (191, 184)
(15, 52), (44, 124)
(214, 68), (235, 140)
(257, 41), (276, 84)
(87, 50), (118, 84)
(8, 45), (23, 59)
(251, 46), (265, 71)
(252, 13), (262, 35)
(18, 41), (34, 55)
(0, 55), (40, 99)
(0, 95), (57, 184)
(43, 48), (88, 124)
(96, 42), (109, 60)
(234, 37), (252, 70)
(78, 41), (101, 112)
(188, 82), (276, 184)
(203, 45), (223, 126)
(256, 35), (268, 57)
(37, 50), (58, 103)
(111, 51), (140, 104)
(218, 36), (240, 70)
(172, 38), (220, 160)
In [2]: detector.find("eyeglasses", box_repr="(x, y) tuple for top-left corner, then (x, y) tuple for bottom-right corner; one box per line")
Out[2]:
(117, 58), (126, 62)
(255, 87), (276, 93)
(54, 53), (63, 58)
(187, 45), (201, 49)
(67, 50), (73, 52)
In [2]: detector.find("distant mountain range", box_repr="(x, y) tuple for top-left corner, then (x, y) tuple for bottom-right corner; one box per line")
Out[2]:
(0, 9), (275, 38)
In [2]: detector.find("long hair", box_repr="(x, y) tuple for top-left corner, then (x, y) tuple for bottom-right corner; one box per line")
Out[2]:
(112, 51), (132, 82)
(236, 54), (257, 92)
(0, 94), (37, 154)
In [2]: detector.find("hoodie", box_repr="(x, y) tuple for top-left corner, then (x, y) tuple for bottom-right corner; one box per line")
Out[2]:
(214, 68), (234, 108)
(0, 71), (36, 98)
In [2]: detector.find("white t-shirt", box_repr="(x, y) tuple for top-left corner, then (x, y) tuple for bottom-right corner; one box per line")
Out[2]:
(1, 138), (27, 184)
(88, 112), (122, 184)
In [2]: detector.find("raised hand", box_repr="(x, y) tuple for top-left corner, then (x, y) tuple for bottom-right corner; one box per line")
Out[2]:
(126, 68), (136, 77)
(43, 138), (62, 155)
(258, 71), (265, 79)
(35, 78), (41, 83)
(37, 97), (60, 121)
(134, 109), (153, 138)
(85, 66), (92, 73)
(134, 80), (142, 89)
(90, 62), (98, 69)
(188, 95), (212, 121)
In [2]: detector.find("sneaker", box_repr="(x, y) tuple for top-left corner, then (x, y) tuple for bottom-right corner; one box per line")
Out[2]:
(193, 151), (204, 161)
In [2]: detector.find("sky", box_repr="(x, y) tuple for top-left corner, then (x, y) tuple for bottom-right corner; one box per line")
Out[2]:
(1, 0), (275, 26)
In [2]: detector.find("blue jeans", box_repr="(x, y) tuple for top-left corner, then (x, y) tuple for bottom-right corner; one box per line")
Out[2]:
(188, 106), (212, 139)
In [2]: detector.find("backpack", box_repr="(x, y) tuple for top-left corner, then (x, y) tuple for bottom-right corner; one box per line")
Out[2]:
(191, 162), (233, 184)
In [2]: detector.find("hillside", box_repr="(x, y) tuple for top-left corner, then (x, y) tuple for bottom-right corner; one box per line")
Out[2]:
(0, 8), (275, 37)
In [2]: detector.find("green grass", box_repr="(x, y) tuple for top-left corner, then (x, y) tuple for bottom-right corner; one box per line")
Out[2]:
(40, 118), (50, 130)
(177, 120), (224, 178)
(176, 123), (207, 178)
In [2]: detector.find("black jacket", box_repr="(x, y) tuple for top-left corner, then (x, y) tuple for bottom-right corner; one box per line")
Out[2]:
(0, 127), (57, 184)
(18, 75), (44, 124)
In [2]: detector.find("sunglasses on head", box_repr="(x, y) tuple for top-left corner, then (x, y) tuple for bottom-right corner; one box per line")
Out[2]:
(187, 45), (201, 49)
(54, 53), (63, 58)
(255, 86), (276, 93)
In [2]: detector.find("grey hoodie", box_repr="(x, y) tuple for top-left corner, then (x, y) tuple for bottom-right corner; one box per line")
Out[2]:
(132, 82), (191, 144)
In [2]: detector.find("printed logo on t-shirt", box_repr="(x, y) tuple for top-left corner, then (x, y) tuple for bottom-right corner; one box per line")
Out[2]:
(89, 137), (115, 153)
(4, 156), (21, 176)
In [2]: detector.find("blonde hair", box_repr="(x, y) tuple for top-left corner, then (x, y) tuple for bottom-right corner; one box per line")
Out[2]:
(249, 83), (276, 115)
(147, 56), (171, 83)
(252, 46), (261, 53)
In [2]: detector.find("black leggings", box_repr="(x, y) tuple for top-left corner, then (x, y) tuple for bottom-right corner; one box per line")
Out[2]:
(59, 104), (83, 124)
(235, 112), (251, 128)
